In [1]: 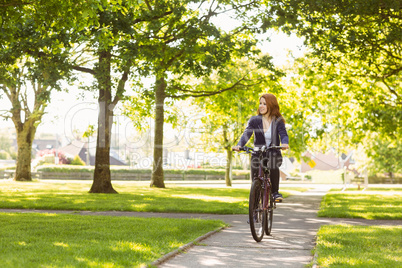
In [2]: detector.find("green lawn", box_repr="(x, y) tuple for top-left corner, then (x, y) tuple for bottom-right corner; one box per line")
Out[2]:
(0, 180), (302, 214)
(318, 191), (402, 220)
(0, 180), (304, 267)
(0, 212), (226, 268)
(330, 187), (402, 192)
(315, 225), (402, 267)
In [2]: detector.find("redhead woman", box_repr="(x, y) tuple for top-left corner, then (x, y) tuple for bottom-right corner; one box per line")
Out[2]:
(233, 93), (289, 201)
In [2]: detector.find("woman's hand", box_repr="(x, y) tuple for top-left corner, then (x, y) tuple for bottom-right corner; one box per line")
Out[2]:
(232, 145), (240, 151)
(281, 144), (289, 150)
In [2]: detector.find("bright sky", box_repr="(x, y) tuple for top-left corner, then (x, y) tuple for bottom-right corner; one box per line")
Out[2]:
(0, 14), (306, 145)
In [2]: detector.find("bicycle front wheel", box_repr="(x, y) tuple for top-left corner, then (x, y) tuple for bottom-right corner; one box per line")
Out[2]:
(249, 180), (265, 242)
(264, 187), (273, 235)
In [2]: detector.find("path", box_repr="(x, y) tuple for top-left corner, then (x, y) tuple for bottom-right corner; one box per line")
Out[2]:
(158, 187), (401, 268)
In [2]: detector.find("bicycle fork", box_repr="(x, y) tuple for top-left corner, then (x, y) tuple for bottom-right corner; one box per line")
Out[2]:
(262, 180), (276, 211)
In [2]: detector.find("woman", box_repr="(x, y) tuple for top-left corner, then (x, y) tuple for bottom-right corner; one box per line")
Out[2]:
(233, 93), (289, 201)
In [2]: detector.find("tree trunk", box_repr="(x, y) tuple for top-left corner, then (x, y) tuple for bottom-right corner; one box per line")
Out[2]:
(150, 76), (166, 188)
(14, 124), (36, 181)
(225, 148), (233, 187)
(223, 126), (232, 187)
(89, 50), (117, 194)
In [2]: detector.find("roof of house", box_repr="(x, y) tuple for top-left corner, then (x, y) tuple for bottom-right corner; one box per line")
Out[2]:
(59, 140), (126, 166)
(59, 140), (85, 157)
(301, 150), (353, 172)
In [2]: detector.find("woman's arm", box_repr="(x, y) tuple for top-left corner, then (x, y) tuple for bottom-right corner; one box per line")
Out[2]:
(277, 120), (289, 149)
(236, 117), (255, 147)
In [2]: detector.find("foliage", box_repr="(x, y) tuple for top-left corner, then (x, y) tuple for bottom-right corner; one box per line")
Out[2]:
(0, 0), (87, 181)
(0, 212), (225, 267)
(264, 0), (401, 86)
(0, 133), (13, 157)
(366, 136), (402, 175)
(263, 0), (401, 141)
(368, 175), (402, 184)
(315, 225), (402, 267)
(287, 55), (401, 172)
(0, 151), (10, 160)
(121, 1), (270, 187)
(36, 149), (71, 165)
(193, 57), (282, 151)
(70, 155), (85, 166)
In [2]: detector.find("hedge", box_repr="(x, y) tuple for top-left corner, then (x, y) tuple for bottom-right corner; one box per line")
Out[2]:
(368, 175), (402, 184)
(35, 165), (249, 176)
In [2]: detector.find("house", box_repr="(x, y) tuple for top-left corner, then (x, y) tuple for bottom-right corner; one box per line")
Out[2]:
(32, 139), (61, 151)
(58, 140), (126, 166)
(13, 138), (62, 153)
(301, 150), (354, 172)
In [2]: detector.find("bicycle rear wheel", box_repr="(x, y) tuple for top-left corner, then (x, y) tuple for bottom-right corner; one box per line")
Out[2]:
(249, 180), (265, 242)
(264, 187), (273, 235)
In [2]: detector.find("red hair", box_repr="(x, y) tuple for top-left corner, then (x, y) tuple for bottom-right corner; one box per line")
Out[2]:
(258, 93), (285, 122)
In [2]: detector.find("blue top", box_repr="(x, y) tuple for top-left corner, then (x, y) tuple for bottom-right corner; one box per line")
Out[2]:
(237, 115), (289, 156)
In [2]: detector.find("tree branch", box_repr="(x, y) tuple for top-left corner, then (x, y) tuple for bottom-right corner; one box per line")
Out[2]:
(381, 77), (400, 102)
(0, 1), (35, 7)
(167, 76), (264, 99)
(112, 67), (131, 106)
(71, 65), (96, 75)
(144, 0), (152, 11)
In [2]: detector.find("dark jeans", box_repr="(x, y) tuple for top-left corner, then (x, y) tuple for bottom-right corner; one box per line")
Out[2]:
(250, 155), (280, 194)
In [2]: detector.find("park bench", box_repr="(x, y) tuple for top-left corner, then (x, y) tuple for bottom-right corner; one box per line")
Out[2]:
(0, 170), (42, 180)
(342, 167), (368, 191)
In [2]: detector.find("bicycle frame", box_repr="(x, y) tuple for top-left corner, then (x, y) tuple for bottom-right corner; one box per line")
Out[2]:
(257, 155), (275, 211)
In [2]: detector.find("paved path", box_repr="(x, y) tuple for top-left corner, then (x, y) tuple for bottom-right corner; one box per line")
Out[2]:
(158, 187), (402, 268)
(155, 188), (324, 268)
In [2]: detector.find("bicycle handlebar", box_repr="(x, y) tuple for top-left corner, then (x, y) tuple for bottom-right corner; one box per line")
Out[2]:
(233, 145), (286, 154)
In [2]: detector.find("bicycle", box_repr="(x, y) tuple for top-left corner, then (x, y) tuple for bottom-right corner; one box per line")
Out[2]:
(234, 145), (285, 242)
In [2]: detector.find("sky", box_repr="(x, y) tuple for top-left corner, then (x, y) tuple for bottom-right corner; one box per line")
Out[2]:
(0, 15), (306, 148)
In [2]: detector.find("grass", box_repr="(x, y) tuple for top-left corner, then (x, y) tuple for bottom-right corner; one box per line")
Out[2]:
(318, 190), (402, 220)
(0, 180), (304, 214)
(331, 187), (402, 192)
(315, 225), (402, 267)
(0, 212), (226, 267)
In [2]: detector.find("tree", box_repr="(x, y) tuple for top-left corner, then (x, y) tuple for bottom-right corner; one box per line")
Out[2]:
(125, 0), (265, 188)
(290, 53), (402, 162)
(0, 1), (79, 181)
(367, 136), (402, 180)
(68, 1), (173, 193)
(193, 57), (282, 186)
(262, 0), (401, 139)
(264, 0), (401, 81)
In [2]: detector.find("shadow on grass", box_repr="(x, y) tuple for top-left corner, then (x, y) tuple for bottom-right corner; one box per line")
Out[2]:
(318, 193), (402, 220)
(0, 213), (225, 267)
(316, 225), (402, 267)
(0, 187), (250, 214)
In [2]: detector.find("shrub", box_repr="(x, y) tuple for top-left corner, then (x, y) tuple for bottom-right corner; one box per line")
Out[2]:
(368, 174), (402, 184)
(35, 165), (249, 176)
(0, 151), (10, 160)
(70, 155), (86, 166)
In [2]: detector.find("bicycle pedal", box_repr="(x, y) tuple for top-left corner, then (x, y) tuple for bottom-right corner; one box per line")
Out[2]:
(275, 199), (282, 203)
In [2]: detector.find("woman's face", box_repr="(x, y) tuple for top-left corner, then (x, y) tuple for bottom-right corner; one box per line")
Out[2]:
(259, 97), (268, 115)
